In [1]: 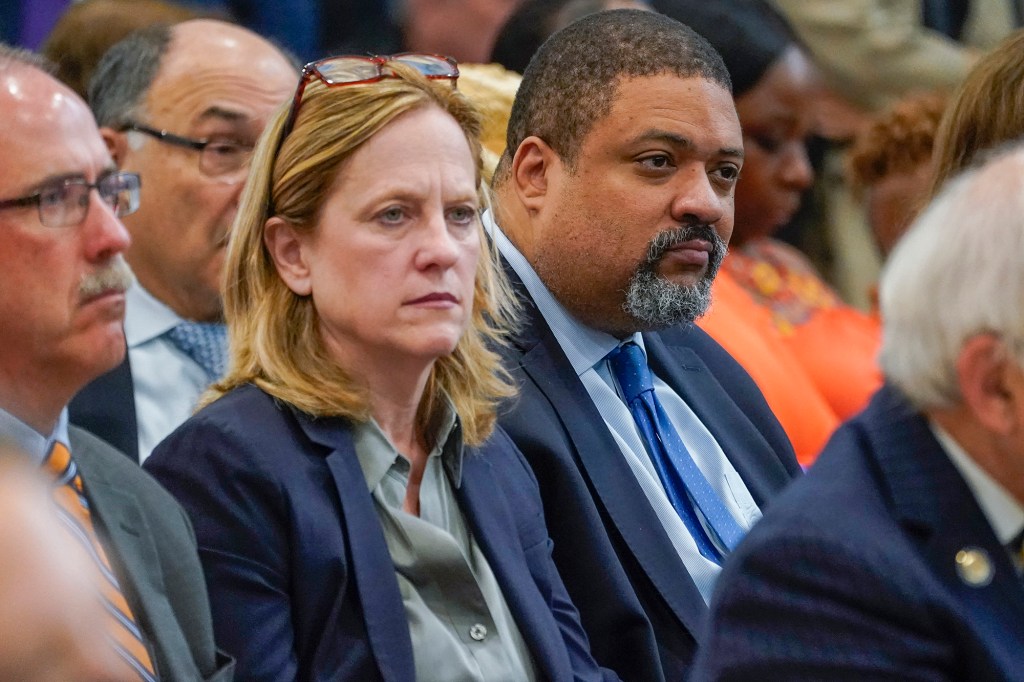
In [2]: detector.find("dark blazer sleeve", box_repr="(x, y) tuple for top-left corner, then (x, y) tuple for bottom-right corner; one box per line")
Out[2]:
(144, 409), (302, 681)
(144, 391), (384, 682)
(69, 426), (233, 682)
(690, 525), (954, 682)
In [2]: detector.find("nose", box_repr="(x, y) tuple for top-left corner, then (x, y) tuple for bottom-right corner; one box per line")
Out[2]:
(669, 165), (726, 226)
(780, 141), (814, 192)
(414, 210), (462, 271)
(81, 191), (131, 262)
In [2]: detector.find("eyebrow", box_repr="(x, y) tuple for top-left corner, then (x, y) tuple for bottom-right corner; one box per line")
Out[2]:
(197, 106), (249, 124)
(632, 129), (745, 160)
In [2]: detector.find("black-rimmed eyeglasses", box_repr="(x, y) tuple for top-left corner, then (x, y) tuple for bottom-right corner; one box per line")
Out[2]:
(0, 171), (140, 228)
(119, 122), (254, 178)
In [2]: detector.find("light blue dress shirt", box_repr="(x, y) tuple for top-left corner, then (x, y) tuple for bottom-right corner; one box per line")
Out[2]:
(486, 212), (761, 603)
(124, 283), (215, 462)
(0, 406), (69, 464)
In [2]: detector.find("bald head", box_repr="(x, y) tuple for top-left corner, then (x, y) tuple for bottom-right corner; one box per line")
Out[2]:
(90, 19), (296, 129)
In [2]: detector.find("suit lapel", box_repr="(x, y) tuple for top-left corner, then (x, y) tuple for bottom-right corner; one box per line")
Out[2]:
(70, 431), (193, 677)
(866, 386), (1024, 663)
(296, 413), (416, 682)
(512, 285), (709, 637)
(456, 448), (570, 681)
(646, 329), (793, 505)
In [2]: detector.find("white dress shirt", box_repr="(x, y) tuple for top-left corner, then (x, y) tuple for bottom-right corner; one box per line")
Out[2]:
(125, 283), (214, 462)
(486, 213), (761, 603)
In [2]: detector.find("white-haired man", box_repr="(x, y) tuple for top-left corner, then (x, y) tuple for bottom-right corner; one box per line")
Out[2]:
(693, 142), (1024, 680)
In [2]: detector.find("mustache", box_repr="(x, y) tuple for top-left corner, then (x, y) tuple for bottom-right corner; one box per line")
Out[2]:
(79, 255), (135, 300)
(644, 224), (727, 266)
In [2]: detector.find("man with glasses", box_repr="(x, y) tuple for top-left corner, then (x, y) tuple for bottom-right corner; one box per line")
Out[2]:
(0, 44), (232, 680)
(70, 19), (296, 462)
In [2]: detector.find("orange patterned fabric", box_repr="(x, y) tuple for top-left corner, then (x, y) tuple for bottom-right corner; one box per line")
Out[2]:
(45, 442), (157, 681)
(700, 238), (882, 465)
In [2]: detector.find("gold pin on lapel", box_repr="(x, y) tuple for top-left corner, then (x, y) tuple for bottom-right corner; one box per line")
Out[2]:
(955, 547), (993, 587)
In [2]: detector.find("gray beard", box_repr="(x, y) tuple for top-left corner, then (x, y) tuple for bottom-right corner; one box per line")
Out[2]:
(623, 224), (726, 329)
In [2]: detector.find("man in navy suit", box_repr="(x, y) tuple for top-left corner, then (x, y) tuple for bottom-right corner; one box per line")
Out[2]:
(692, 143), (1024, 680)
(488, 10), (801, 680)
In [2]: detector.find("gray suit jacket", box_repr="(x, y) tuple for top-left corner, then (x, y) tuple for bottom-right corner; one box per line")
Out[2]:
(70, 426), (234, 681)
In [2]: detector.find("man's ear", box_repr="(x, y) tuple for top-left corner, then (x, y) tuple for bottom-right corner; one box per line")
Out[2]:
(100, 127), (128, 168)
(957, 334), (1019, 436)
(511, 136), (560, 213)
(264, 217), (312, 296)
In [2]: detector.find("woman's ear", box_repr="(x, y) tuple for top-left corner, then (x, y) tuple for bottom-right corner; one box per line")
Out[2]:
(264, 216), (312, 296)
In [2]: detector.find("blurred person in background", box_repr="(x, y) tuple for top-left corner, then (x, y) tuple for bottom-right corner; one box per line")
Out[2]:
(41, 0), (199, 99)
(928, 28), (1024, 198)
(847, 90), (948, 273)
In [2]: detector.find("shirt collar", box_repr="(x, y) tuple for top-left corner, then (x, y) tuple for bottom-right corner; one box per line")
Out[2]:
(483, 210), (641, 375)
(124, 281), (183, 347)
(352, 395), (464, 492)
(931, 421), (1024, 545)
(0, 407), (69, 465)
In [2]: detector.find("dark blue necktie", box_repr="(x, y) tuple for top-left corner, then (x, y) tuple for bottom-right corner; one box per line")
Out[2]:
(608, 341), (745, 563)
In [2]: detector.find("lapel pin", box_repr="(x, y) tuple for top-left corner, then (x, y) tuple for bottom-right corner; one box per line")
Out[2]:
(955, 547), (993, 587)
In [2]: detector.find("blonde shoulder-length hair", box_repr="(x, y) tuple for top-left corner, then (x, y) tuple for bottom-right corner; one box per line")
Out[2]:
(211, 61), (518, 446)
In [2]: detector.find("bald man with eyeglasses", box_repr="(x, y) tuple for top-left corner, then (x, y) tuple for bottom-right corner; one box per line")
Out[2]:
(0, 44), (233, 681)
(70, 20), (296, 463)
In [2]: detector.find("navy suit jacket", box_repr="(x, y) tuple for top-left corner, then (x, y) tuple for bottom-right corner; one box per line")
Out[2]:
(497, 271), (801, 681)
(69, 357), (139, 461)
(691, 384), (1024, 681)
(144, 384), (617, 682)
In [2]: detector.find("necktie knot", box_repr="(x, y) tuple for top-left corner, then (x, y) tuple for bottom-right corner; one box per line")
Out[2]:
(166, 321), (228, 381)
(608, 341), (654, 403)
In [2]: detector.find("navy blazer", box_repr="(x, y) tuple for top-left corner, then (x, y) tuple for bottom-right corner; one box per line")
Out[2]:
(691, 384), (1024, 681)
(497, 271), (801, 681)
(144, 384), (617, 682)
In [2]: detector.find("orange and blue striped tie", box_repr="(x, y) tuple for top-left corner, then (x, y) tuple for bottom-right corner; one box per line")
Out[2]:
(44, 442), (158, 681)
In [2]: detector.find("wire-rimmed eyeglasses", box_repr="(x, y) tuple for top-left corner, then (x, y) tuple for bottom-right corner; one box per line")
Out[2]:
(0, 171), (141, 228)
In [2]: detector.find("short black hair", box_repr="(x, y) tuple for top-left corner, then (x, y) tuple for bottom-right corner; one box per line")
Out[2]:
(498, 9), (731, 180)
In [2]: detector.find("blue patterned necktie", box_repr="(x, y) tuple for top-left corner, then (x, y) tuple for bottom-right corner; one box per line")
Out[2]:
(608, 341), (745, 564)
(165, 321), (228, 381)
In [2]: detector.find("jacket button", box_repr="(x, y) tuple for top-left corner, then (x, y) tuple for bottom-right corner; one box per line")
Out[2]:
(469, 624), (487, 641)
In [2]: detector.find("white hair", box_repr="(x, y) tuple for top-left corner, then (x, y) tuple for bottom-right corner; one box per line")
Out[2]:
(879, 140), (1024, 409)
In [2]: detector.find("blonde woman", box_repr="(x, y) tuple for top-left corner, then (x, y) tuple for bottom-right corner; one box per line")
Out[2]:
(145, 55), (614, 682)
